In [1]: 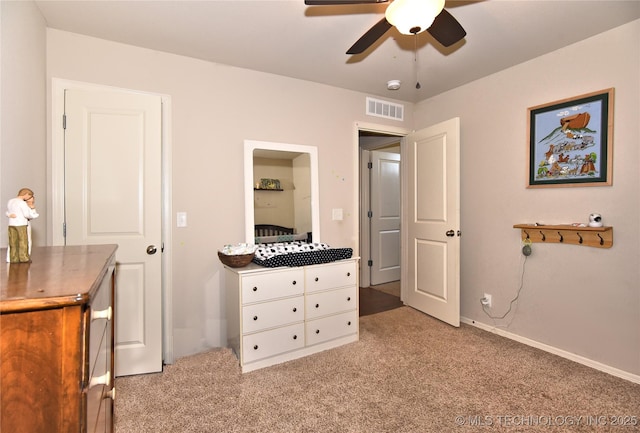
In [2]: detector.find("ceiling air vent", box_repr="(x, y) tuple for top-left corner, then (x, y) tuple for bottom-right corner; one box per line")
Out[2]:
(366, 97), (404, 121)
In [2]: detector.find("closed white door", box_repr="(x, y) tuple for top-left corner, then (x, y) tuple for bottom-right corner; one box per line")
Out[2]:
(402, 118), (461, 326)
(370, 150), (401, 285)
(64, 88), (163, 376)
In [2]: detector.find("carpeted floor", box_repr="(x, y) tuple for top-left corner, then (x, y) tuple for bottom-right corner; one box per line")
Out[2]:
(115, 307), (640, 432)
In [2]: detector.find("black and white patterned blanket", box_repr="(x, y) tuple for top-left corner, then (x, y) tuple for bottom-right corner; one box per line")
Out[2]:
(252, 241), (353, 268)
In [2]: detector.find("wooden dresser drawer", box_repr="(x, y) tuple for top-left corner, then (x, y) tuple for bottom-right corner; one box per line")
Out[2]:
(305, 286), (357, 320)
(306, 310), (358, 346)
(86, 264), (114, 433)
(305, 261), (357, 293)
(242, 323), (305, 363)
(88, 270), (113, 387)
(242, 296), (304, 334)
(242, 268), (304, 303)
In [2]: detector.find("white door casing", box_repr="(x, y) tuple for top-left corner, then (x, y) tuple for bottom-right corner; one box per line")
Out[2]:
(63, 88), (164, 376)
(402, 118), (461, 327)
(370, 150), (401, 285)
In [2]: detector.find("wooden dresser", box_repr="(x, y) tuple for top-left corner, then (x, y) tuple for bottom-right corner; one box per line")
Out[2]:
(225, 258), (359, 373)
(1, 245), (117, 433)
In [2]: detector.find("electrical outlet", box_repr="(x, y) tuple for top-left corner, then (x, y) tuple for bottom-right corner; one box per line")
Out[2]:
(481, 293), (492, 308)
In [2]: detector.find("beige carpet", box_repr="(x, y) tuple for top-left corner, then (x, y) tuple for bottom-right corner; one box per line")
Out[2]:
(115, 307), (640, 432)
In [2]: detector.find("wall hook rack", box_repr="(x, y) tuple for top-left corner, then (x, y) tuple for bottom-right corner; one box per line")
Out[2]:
(514, 224), (613, 248)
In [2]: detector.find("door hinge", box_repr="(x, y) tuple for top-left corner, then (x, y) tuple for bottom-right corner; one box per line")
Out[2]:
(367, 210), (373, 218)
(62, 114), (67, 129)
(368, 259), (373, 267)
(62, 222), (66, 238)
(367, 162), (373, 169)
(161, 242), (164, 253)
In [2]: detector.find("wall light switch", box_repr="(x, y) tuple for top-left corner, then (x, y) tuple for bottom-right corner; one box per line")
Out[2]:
(332, 208), (343, 221)
(177, 212), (187, 227)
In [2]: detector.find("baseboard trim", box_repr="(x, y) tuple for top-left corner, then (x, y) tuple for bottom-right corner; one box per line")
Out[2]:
(461, 316), (640, 385)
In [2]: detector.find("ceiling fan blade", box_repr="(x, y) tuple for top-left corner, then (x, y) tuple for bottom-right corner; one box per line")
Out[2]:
(305, 0), (388, 4)
(346, 17), (393, 54)
(427, 9), (466, 47)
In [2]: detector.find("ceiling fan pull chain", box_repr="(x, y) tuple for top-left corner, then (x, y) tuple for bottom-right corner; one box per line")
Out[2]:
(414, 34), (421, 90)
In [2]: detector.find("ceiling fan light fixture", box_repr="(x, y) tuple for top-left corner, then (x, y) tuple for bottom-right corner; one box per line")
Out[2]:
(385, 0), (445, 35)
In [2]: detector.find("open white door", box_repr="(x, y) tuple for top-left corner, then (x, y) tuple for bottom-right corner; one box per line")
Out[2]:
(370, 150), (401, 285)
(402, 118), (460, 326)
(64, 88), (163, 376)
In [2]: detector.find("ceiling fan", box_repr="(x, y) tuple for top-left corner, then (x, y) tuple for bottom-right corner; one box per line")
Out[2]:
(304, 0), (467, 54)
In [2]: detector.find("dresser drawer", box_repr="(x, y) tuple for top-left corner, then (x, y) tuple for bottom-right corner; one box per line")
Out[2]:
(305, 286), (357, 320)
(306, 310), (358, 346)
(242, 323), (305, 363)
(88, 272), (113, 383)
(242, 269), (304, 304)
(88, 324), (108, 381)
(242, 296), (304, 334)
(86, 324), (112, 433)
(305, 261), (357, 293)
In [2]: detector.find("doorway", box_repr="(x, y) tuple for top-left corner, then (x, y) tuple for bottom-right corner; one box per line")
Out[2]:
(357, 119), (461, 326)
(359, 127), (404, 311)
(50, 79), (174, 373)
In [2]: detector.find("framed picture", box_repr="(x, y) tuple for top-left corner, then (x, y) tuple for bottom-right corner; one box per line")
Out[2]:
(527, 88), (614, 188)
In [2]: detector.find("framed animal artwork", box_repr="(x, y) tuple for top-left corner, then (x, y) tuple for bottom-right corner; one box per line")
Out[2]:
(527, 88), (614, 188)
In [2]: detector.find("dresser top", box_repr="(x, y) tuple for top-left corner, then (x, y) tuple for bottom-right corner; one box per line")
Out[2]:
(1, 244), (117, 313)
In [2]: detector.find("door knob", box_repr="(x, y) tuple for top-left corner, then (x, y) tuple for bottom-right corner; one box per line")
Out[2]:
(146, 245), (157, 255)
(446, 230), (455, 237)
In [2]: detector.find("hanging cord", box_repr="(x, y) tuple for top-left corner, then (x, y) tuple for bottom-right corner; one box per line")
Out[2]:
(481, 253), (528, 324)
(414, 33), (421, 89)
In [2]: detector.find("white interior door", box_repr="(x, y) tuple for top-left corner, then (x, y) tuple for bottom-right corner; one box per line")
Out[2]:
(370, 150), (401, 285)
(402, 118), (460, 326)
(64, 88), (163, 376)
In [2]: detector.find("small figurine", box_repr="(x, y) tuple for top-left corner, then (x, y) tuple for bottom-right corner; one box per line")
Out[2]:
(588, 213), (603, 228)
(6, 188), (39, 263)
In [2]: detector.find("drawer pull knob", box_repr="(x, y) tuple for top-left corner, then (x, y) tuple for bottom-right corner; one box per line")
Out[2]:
(315, 277), (319, 282)
(347, 272), (351, 277)
(348, 321), (352, 326)
(105, 387), (116, 401)
(253, 345), (259, 350)
(292, 307), (297, 312)
(292, 280), (297, 285)
(89, 371), (111, 389)
(315, 303), (319, 308)
(253, 316), (258, 321)
(92, 306), (112, 322)
(315, 329), (320, 334)
(347, 297), (351, 301)
(293, 335), (297, 340)
(252, 287), (258, 292)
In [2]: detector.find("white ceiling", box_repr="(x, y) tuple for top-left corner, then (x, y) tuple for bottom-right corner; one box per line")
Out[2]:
(34, 0), (640, 102)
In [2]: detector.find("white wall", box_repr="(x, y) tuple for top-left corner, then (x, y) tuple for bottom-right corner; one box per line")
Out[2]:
(44, 28), (412, 357)
(0, 1), (46, 248)
(4, 1), (638, 378)
(415, 20), (640, 376)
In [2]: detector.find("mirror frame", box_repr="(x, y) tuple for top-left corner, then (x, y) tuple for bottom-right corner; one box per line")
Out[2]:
(244, 139), (320, 244)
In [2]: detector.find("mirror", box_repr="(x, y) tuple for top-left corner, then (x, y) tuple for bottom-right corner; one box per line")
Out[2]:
(244, 140), (320, 244)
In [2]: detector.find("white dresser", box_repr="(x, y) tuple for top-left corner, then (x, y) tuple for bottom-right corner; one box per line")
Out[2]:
(225, 258), (359, 372)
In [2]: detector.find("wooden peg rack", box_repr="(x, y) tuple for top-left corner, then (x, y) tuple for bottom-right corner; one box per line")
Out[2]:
(513, 224), (613, 248)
